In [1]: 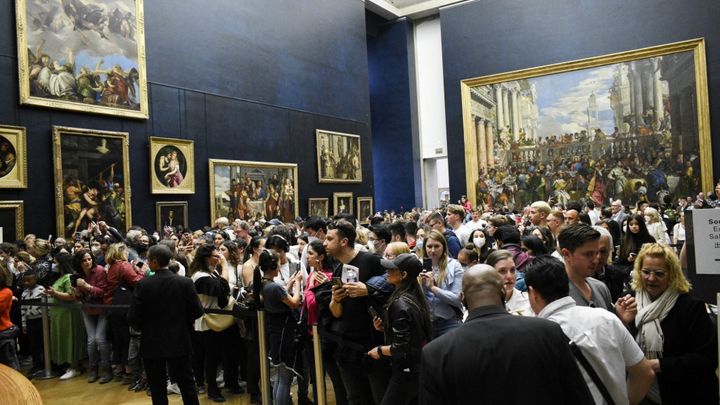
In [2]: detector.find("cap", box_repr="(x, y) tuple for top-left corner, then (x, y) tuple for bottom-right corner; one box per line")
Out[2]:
(380, 253), (423, 278)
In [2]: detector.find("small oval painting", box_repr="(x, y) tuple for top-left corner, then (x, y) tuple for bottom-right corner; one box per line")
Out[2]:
(0, 136), (17, 178)
(154, 145), (187, 188)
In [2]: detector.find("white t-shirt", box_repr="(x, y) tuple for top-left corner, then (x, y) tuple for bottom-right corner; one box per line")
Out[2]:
(453, 224), (473, 246)
(273, 255), (308, 289)
(506, 288), (532, 316)
(538, 296), (645, 405)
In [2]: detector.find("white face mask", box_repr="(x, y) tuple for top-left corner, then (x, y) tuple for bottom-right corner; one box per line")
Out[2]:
(307, 236), (319, 244)
(416, 239), (424, 250)
(473, 237), (486, 249)
(366, 242), (375, 254)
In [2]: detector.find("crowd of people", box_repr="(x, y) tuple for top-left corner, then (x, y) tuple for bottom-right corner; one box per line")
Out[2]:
(0, 188), (718, 405)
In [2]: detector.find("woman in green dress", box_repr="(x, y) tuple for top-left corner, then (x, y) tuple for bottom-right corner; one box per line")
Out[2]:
(47, 251), (86, 380)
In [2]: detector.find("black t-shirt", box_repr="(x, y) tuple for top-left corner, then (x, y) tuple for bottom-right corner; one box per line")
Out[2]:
(333, 251), (385, 342)
(263, 280), (290, 315)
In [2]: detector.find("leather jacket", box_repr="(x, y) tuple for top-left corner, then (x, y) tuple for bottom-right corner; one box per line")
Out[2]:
(383, 293), (429, 371)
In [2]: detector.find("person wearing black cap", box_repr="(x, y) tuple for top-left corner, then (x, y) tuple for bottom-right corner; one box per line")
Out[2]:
(367, 254), (432, 405)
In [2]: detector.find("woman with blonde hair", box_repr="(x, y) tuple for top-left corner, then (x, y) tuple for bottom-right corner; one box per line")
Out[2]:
(419, 230), (464, 337)
(643, 207), (669, 245)
(383, 241), (410, 260)
(628, 243), (718, 404)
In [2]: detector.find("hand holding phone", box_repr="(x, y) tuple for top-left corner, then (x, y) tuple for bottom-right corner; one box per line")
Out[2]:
(368, 306), (381, 320)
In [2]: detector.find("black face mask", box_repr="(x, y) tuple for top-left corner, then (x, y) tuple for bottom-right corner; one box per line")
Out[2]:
(134, 243), (149, 255)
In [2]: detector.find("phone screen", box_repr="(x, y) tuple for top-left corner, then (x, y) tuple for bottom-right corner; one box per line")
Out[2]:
(422, 258), (432, 272)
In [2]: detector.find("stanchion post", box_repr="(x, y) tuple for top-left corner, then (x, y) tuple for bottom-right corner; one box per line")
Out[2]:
(312, 324), (326, 405)
(39, 295), (54, 379)
(257, 309), (271, 405)
(717, 293), (719, 401)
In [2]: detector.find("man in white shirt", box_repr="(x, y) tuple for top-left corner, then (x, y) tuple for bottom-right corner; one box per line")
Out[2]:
(445, 204), (472, 246)
(525, 255), (654, 405)
(465, 208), (487, 232)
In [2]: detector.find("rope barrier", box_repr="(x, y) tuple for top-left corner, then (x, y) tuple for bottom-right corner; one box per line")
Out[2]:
(16, 299), (255, 316)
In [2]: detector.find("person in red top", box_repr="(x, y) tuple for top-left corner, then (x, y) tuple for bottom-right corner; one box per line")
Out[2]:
(73, 249), (111, 383)
(104, 243), (145, 381)
(0, 262), (18, 370)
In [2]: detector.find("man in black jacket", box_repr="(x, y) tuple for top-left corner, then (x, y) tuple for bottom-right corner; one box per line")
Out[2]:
(128, 244), (203, 405)
(419, 264), (594, 405)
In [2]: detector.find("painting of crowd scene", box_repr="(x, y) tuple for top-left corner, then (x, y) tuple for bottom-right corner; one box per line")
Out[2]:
(316, 129), (362, 183)
(209, 160), (298, 224)
(462, 40), (711, 212)
(53, 127), (131, 239)
(17, 0), (148, 118)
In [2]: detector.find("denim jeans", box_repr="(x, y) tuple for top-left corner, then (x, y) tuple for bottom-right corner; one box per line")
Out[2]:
(272, 363), (293, 405)
(82, 313), (110, 370)
(432, 317), (460, 339)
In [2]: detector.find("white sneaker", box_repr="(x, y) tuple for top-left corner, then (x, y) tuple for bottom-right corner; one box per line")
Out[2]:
(166, 382), (181, 395)
(60, 368), (81, 380)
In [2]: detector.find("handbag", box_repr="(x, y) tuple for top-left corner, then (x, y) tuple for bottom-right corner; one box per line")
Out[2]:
(203, 296), (236, 332)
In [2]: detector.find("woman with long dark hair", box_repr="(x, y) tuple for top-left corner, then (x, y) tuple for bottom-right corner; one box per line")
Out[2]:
(617, 214), (656, 271)
(260, 249), (303, 405)
(468, 228), (493, 263)
(368, 254), (432, 405)
(190, 245), (231, 402)
(72, 248), (111, 383)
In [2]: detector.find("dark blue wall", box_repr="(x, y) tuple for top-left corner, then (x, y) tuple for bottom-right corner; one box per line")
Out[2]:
(440, 0), (720, 301)
(367, 14), (418, 212)
(0, 0), (373, 236)
(441, 0), (720, 200)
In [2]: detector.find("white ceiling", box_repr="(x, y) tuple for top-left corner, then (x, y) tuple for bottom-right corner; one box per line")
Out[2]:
(365, 0), (470, 19)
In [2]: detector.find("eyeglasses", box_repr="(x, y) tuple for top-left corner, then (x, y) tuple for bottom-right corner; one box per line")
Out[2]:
(641, 269), (666, 278)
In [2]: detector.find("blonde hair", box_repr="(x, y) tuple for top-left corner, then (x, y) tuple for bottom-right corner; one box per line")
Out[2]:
(643, 207), (661, 224)
(105, 243), (129, 264)
(386, 241), (410, 257)
(355, 226), (370, 245)
(631, 243), (691, 294)
(424, 230), (449, 286)
(530, 201), (551, 216)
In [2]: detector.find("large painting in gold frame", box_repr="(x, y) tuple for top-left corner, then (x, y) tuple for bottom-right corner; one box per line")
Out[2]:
(16, 0), (149, 119)
(461, 39), (711, 211)
(209, 159), (298, 224)
(53, 126), (131, 239)
(149, 137), (195, 194)
(316, 129), (362, 183)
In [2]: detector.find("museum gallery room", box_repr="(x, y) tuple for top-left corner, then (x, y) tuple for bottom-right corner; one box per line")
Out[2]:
(0, 0), (720, 404)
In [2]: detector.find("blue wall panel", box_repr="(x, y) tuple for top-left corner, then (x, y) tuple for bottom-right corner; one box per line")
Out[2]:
(368, 16), (416, 212)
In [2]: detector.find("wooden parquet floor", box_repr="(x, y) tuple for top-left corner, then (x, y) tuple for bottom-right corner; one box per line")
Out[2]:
(32, 372), (337, 405)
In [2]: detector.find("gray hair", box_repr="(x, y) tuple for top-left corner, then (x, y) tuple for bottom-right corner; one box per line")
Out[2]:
(592, 225), (613, 249)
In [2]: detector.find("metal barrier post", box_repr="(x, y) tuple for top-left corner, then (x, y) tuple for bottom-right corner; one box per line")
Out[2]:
(312, 324), (326, 405)
(257, 309), (271, 405)
(38, 295), (55, 379)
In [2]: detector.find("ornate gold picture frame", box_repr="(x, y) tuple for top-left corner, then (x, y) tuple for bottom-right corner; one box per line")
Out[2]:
(156, 201), (189, 234)
(53, 126), (131, 239)
(16, 0), (149, 119)
(333, 192), (353, 216)
(149, 137), (195, 194)
(461, 39), (711, 210)
(316, 129), (362, 183)
(209, 159), (298, 224)
(0, 201), (24, 243)
(357, 197), (373, 224)
(308, 198), (329, 218)
(0, 125), (27, 188)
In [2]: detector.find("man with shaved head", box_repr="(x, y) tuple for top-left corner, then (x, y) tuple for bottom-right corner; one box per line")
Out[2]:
(419, 265), (593, 405)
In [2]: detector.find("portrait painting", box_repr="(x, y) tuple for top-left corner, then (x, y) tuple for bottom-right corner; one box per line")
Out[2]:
(316, 129), (362, 183)
(53, 126), (131, 239)
(156, 201), (188, 234)
(16, 0), (148, 118)
(308, 198), (329, 218)
(149, 137), (194, 194)
(333, 192), (353, 216)
(357, 197), (373, 224)
(209, 159), (298, 224)
(0, 202), (24, 243)
(0, 125), (27, 188)
(461, 39), (712, 211)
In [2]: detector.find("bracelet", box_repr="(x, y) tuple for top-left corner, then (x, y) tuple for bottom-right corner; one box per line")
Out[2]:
(376, 345), (384, 358)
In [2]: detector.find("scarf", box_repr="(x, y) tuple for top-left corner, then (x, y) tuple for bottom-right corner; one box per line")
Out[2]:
(634, 288), (679, 359)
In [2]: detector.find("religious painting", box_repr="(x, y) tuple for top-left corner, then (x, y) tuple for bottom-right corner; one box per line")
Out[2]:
(460, 39), (711, 211)
(316, 130), (362, 183)
(357, 197), (373, 224)
(308, 198), (329, 218)
(156, 201), (188, 234)
(53, 126), (131, 239)
(0, 126), (27, 188)
(0, 202), (24, 243)
(333, 192), (353, 216)
(149, 137), (194, 194)
(16, 0), (149, 118)
(209, 159), (298, 224)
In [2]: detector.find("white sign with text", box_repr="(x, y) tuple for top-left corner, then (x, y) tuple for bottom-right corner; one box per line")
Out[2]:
(692, 209), (720, 275)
